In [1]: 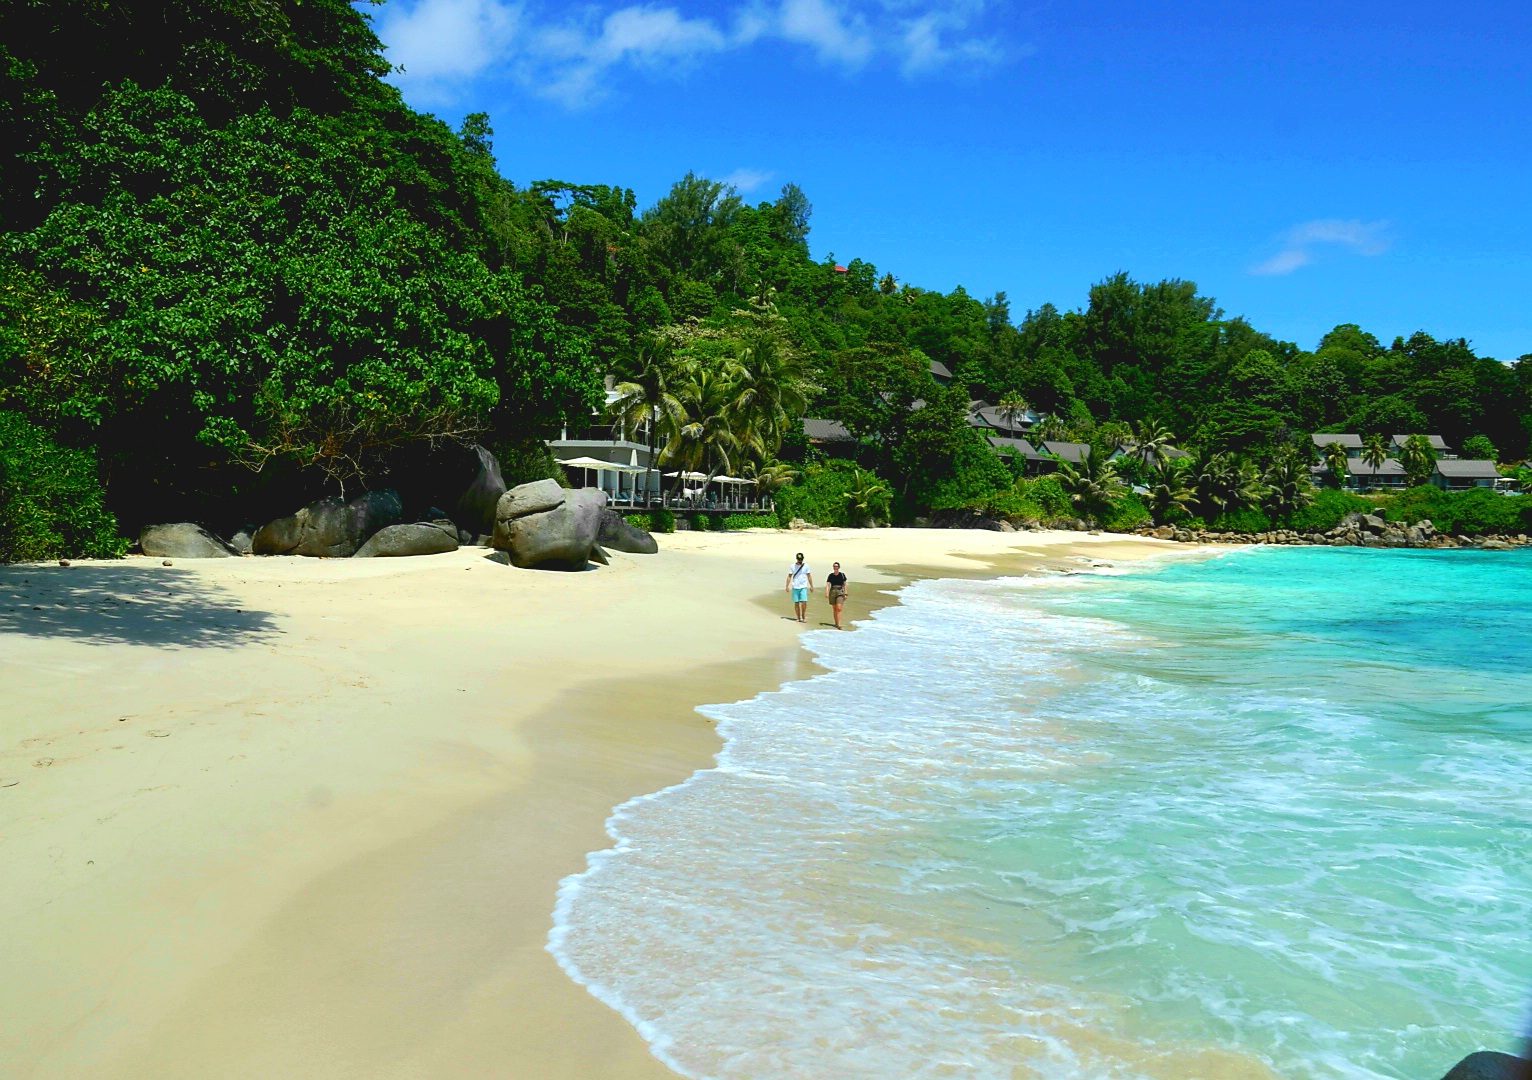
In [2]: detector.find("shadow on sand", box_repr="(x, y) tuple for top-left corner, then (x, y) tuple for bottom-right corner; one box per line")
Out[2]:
(0, 564), (279, 648)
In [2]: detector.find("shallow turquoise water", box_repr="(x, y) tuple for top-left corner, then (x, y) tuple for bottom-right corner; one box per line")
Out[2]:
(552, 547), (1532, 1079)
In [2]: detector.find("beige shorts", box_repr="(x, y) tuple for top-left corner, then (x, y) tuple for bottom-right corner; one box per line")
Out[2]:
(828, 587), (847, 604)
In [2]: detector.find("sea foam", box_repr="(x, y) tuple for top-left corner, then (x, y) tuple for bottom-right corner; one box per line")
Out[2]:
(550, 549), (1532, 1079)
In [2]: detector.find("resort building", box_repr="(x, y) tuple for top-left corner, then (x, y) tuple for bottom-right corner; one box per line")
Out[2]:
(1431, 460), (1501, 490)
(1307, 433), (1500, 491)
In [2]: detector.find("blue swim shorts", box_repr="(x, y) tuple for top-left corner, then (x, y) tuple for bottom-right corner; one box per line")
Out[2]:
(792, 587), (809, 602)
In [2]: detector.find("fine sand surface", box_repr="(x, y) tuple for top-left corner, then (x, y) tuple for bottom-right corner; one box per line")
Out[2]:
(1, 526), (1182, 1080)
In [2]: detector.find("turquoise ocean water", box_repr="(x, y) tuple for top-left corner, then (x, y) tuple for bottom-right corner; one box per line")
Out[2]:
(550, 547), (1532, 1079)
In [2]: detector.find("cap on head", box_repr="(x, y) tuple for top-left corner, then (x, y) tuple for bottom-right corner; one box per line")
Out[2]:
(795, 552), (804, 561)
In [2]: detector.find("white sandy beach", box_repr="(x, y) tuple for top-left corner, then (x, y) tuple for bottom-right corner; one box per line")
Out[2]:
(0, 527), (1179, 1079)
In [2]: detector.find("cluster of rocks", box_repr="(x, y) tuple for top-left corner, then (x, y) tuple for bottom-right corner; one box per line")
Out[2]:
(136, 446), (657, 572)
(1135, 512), (1530, 551)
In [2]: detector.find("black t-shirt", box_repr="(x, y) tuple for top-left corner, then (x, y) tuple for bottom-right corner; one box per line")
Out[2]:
(827, 572), (846, 588)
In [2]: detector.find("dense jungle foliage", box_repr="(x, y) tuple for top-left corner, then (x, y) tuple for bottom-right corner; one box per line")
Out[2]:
(3, 0), (1530, 558)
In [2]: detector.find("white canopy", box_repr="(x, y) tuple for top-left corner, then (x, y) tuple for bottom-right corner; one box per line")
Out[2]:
(712, 475), (751, 485)
(663, 470), (708, 480)
(559, 456), (644, 473)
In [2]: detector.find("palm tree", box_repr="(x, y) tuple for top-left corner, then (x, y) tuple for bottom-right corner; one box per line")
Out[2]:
(1145, 458), (1194, 525)
(1359, 434), (1388, 492)
(1035, 413), (1070, 443)
(609, 336), (681, 505)
(1054, 448), (1125, 522)
(1321, 440), (1350, 489)
(1130, 420), (1177, 467)
(1262, 450), (1316, 521)
(742, 459), (797, 505)
(997, 391), (1029, 436)
(1399, 434), (1437, 487)
(661, 363), (745, 493)
(843, 467), (892, 526)
(725, 331), (814, 457)
(1192, 452), (1266, 521)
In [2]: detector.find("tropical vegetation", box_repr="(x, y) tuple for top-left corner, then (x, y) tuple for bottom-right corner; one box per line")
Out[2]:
(3, 0), (1531, 558)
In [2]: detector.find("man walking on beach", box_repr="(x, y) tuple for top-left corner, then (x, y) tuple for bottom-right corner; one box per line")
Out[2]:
(786, 553), (813, 623)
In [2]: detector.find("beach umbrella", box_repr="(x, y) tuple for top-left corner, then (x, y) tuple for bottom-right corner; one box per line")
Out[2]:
(663, 470), (708, 480)
(557, 456), (641, 493)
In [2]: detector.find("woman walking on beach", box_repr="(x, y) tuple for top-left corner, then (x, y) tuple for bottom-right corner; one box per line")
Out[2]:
(825, 562), (849, 630)
(786, 553), (813, 623)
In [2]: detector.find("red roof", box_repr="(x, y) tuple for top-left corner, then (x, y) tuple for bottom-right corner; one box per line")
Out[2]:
(833, 265), (848, 273)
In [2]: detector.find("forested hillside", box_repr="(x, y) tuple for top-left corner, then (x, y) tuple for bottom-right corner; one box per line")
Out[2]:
(3, 0), (1529, 559)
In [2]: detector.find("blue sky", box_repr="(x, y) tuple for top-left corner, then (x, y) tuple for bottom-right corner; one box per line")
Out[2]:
(371, 0), (1531, 360)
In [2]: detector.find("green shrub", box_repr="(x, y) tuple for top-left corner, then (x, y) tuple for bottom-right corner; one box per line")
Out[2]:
(775, 461), (869, 528)
(1286, 489), (1373, 533)
(1209, 507), (1273, 533)
(1384, 485), (1532, 535)
(690, 513), (711, 532)
(1101, 493), (1153, 532)
(715, 513), (773, 531)
(622, 508), (677, 534)
(985, 474), (1075, 524)
(0, 412), (127, 562)
(494, 440), (570, 488)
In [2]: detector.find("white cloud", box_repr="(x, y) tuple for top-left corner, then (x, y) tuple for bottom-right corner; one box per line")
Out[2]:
(376, 0), (1013, 109)
(778, 0), (874, 65)
(378, 0), (521, 104)
(897, 10), (1003, 75)
(1251, 219), (1392, 276)
(722, 167), (775, 193)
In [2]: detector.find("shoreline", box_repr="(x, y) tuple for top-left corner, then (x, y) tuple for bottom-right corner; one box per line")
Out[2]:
(0, 528), (1182, 1079)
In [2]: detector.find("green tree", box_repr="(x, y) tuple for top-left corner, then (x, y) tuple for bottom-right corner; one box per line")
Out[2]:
(1461, 434), (1498, 461)
(1399, 434), (1438, 487)
(1321, 441), (1351, 488)
(1054, 448), (1125, 522)
(843, 467), (892, 526)
(1145, 458), (1194, 525)
(1262, 450), (1317, 521)
(1192, 452), (1266, 521)
(997, 390), (1029, 434)
(609, 335), (682, 505)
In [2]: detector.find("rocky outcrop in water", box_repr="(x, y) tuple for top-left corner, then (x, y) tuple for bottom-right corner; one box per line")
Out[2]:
(1132, 516), (1531, 550)
(1437, 1051), (1529, 1080)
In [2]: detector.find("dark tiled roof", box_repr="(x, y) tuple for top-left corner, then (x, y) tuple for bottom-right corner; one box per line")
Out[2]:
(1312, 433), (1364, 449)
(1392, 434), (1451, 452)
(1435, 459), (1500, 478)
(929, 359), (954, 380)
(802, 417), (854, 442)
(988, 436), (1041, 458)
(1042, 441), (1090, 463)
(1346, 459), (1406, 476)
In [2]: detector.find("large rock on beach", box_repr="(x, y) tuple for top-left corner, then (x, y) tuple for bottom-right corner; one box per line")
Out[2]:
(353, 521), (459, 558)
(597, 508), (659, 554)
(491, 480), (606, 570)
(1437, 1051), (1529, 1080)
(454, 444), (507, 537)
(252, 489), (403, 558)
(139, 522), (239, 559)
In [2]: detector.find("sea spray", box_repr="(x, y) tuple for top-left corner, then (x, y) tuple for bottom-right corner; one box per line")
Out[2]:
(550, 548), (1532, 1079)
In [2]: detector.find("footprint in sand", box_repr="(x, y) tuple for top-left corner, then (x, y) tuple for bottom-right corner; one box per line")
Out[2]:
(34, 757), (53, 768)
(146, 730), (170, 738)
